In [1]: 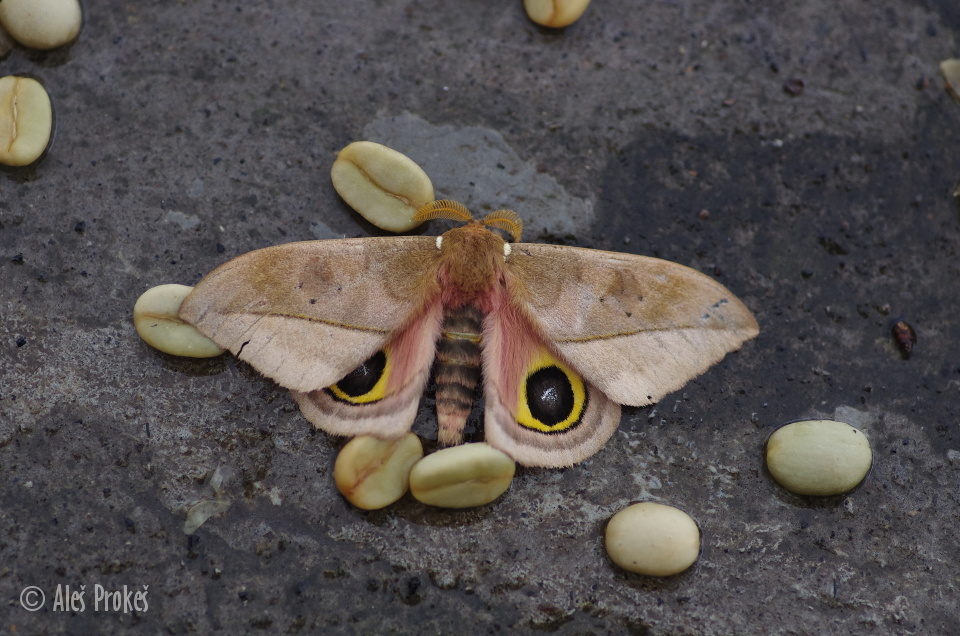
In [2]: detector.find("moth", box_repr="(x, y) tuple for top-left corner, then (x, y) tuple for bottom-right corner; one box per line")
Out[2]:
(179, 200), (758, 467)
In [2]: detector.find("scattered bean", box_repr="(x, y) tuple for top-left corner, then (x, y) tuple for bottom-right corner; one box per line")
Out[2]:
(334, 433), (424, 510)
(0, 0), (82, 50)
(941, 58), (960, 101)
(133, 284), (224, 358)
(409, 443), (515, 508)
(605, 502), (700, 576)
(765, 419), (872, 496)
(0, 76), (52, 167)
(523, 0), (592, 28)
(330, 141), (435, 232)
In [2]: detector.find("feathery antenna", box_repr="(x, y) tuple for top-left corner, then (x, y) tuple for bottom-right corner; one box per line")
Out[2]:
(412, 200), (474, 224)
(481, 209), (523, 242)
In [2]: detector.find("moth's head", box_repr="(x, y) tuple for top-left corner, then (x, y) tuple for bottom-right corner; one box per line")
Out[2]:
(414, 200), (523, 293)
(413, 199), (523, 257)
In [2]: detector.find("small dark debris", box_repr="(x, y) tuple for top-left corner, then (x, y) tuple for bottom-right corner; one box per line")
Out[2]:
(783, 78), (805, 96)
(16, 337), (27, 347)
(400, 576), (422, 605)
(818, 236), (848, 255)
(891, 319), (917, 359)
(287, 616), (306, 632)
(74, 221), (86, 233)
(249, 616), (272, 629)
(11, 253), (24, 264)
(915, 76), (929, 90)
(801, 269), (813, 279)
(216, 243), (226, 253)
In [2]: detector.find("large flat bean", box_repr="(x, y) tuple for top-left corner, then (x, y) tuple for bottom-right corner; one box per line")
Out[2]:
(134, 284), (225, 358)
(0, 76), (52, 167)
(0, 0), (82, 50)
(331, 141), (435, 232)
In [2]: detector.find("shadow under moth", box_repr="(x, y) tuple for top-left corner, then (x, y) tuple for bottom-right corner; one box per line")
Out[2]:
(179, 200), (758, 467)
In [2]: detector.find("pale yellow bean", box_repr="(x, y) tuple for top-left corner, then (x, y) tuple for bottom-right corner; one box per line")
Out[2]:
(766, 419), (872, 496)
(523, 0), (592, 28)
(0, 0), (82, 50)
(0, 76), (52, 167)
(409, 443), (515, 508)
(133, 284), (225, 358)
(940, 59), (960, 101)
(331, 141), (435, 232)
(334, 434), (424, 510)
(605, 502), (700, 576)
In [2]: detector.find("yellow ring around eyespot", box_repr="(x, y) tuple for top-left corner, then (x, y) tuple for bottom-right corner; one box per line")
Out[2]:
(328, 348), (392, 404)
(515, 348), (586, 433)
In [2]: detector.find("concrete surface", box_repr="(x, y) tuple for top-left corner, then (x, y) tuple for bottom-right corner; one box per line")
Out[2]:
(2, 0), (959, 633)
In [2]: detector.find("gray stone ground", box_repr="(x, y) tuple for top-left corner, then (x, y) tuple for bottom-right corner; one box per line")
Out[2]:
(1, 0), (959, 633)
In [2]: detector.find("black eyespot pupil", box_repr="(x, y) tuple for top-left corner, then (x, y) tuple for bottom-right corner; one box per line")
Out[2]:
(526, 366), (574, 426)
(335, 350), (386, 397)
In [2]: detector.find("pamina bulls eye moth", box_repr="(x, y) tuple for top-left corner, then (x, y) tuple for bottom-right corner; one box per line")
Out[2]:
(178, 200), (759, 467)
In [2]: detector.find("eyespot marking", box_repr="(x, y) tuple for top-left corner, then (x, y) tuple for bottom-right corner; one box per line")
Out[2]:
(327, 349), (390, 404)
(515, 348), (587, 434)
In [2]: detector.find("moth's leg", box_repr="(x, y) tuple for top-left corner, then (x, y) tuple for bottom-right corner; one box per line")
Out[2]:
(435, 305), (484, 445)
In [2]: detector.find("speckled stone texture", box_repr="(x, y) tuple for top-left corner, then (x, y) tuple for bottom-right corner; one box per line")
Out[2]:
(2, 1), (959, 633)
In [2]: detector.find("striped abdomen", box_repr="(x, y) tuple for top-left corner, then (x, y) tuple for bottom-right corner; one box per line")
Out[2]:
(435, 305), (483, 445)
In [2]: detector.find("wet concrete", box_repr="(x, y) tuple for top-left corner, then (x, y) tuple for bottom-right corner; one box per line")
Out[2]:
(1, 0), (959, 633)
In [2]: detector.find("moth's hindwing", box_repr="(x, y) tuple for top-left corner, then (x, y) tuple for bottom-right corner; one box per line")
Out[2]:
(482, 308), (621, 467)
(292, 302), (443, 439)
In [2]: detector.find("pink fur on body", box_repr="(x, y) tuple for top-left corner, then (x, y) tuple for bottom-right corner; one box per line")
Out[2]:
(481, 282), (540, 416)
(385, 300), (443, 395)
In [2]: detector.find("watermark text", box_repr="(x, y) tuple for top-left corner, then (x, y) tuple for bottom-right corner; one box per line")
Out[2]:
(19, 584), (149, 613)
